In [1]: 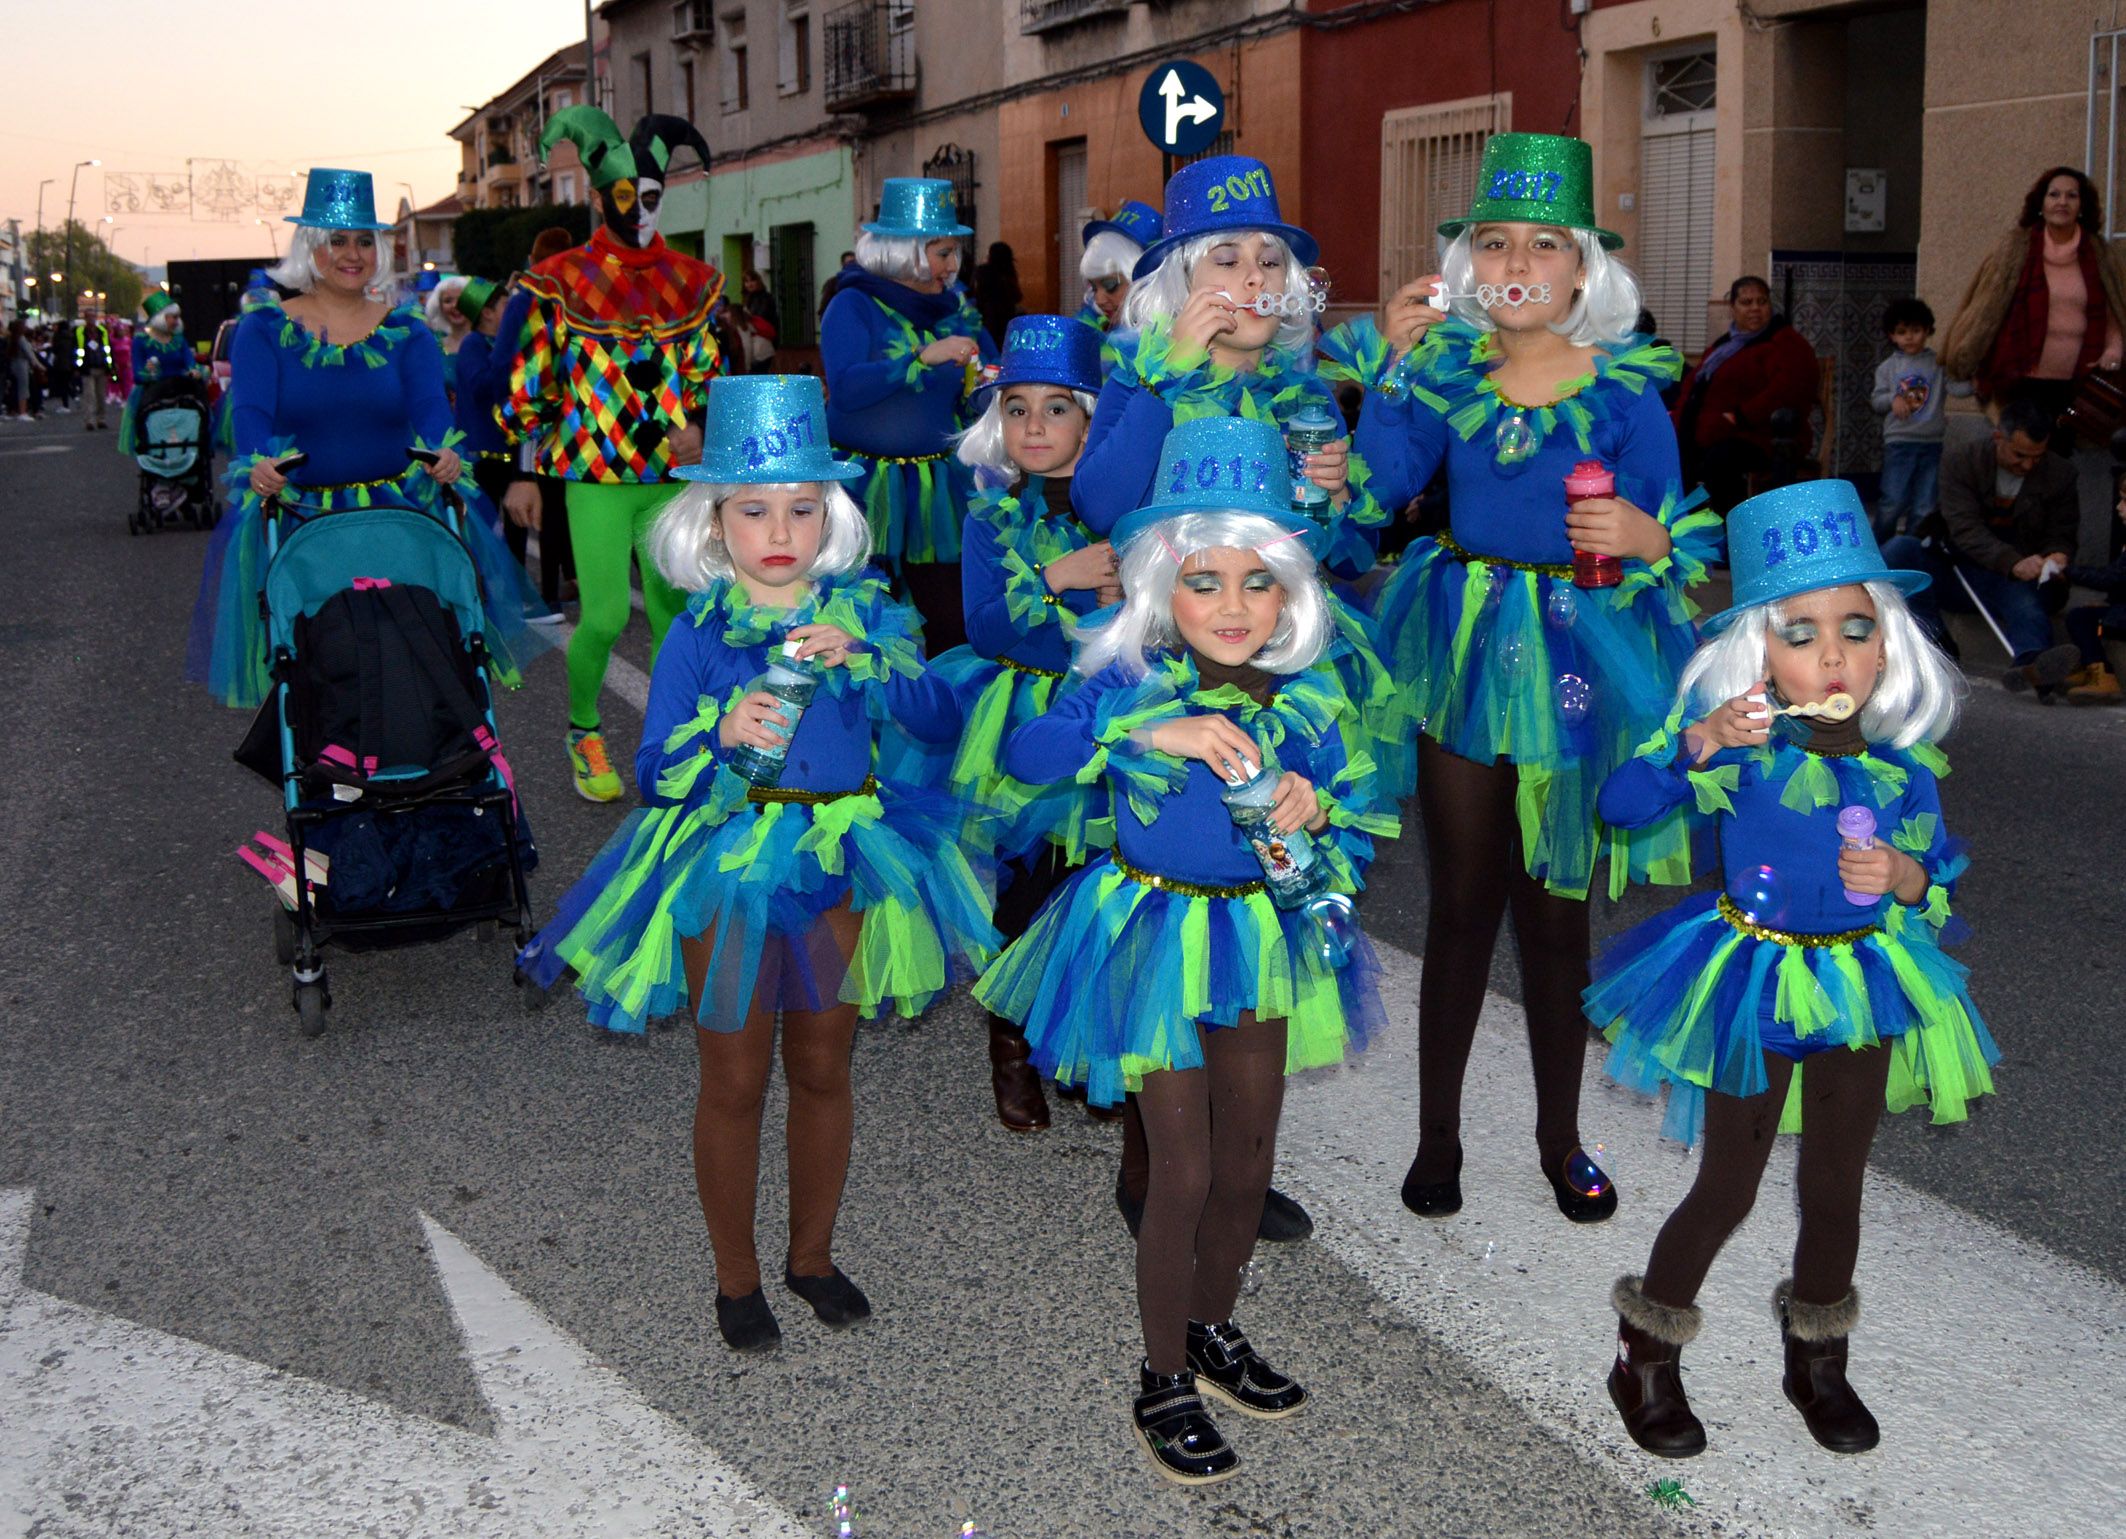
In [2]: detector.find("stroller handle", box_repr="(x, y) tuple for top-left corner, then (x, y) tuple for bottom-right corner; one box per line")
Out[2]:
(263, 452), (311, 521)
(408, 446), (465, 515)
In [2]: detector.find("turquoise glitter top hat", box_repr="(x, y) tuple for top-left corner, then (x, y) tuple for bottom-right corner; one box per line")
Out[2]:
(1132, 156), (1319, 280)
(1110, 417), (1324, 558)
(1081, 199), (1163, 251)
(991, 314), (1105, 396)
(285, 168), (395, 232)
(1701, 479), (1930, 635)
(863, 177), (972, 240)
(672, 375), (865, 485)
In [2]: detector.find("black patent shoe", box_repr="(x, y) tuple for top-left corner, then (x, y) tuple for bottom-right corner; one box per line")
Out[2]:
(1257, 1185), (1313, 1243)
(1400, 1146), (1463, 1217)
(1547, 1147), (1619, 1224)
(714, 1288), (781, 1352)
(784, 1265), (872, 1327)
(1116, 1167), (1145, 1240)
(1132, 1363), (1240, 1486)
(1186, 1319), (1309, 1419)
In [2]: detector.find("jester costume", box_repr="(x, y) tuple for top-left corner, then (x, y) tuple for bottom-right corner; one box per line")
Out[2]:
(499, 107), (724, 791)
(523, 571), (998, 1030)
(1329, 315), (1723, 897)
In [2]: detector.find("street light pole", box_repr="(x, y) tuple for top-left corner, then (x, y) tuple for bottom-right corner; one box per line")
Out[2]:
(62, 159), (100, 321)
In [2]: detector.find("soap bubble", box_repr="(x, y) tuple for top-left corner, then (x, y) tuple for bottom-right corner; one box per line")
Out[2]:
(1555, 672), (1591, 724)
(1306, 893), (1359, 969)
(1564, 1146), (1612, 1199)
(1544, 584), (1578, 630)
(1499, 634), (1531, 678)
(1493, 410), (1541, 467)
(1735, 865), (1788, 926)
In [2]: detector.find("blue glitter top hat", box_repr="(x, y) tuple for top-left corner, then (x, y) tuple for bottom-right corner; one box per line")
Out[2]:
(863, 177), (972, 240)
(1132, 156), (1319, 280)
(285, 169), (395, 232)
(1702, 480), (1930, 635)
(1110, 416), (1323, 557)
(1081, 199), (1163, 251)
(991, 314), (1105, 396)
(673, 375), (865, 485)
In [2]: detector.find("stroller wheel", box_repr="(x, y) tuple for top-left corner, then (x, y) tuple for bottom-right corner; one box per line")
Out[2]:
(272, 907), (298, 965)
(294, 979), (329, 1037)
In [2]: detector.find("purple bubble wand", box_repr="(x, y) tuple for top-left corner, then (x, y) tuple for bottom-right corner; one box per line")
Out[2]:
(1837, 805), (1877, 907)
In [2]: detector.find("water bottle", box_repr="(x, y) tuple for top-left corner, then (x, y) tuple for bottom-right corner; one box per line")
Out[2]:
(1221, 764), (1358, 967)
(1562, 458), (1624, 589)
(1836, 805), (1877, 907)
(1284, 403), (1340, 516)
(726, 641), (819, 788)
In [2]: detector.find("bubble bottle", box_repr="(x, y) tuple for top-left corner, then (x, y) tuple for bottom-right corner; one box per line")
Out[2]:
(726, 640), (821, 788)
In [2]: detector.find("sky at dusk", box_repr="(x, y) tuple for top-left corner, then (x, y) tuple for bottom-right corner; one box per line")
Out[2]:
(2, 0), (589, 268)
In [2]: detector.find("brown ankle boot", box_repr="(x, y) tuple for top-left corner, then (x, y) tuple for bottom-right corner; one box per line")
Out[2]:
(987, 1018), (1050, 1132)
(1607, 1275), (1707, 1458)
(1775, 1279), (1879, 1453)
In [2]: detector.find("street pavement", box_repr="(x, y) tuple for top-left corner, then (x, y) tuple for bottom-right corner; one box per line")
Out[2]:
(3, 427), (2123, 1537)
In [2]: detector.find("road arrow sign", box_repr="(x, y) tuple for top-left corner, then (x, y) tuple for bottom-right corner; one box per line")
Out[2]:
(1138, 61), (1225, 157)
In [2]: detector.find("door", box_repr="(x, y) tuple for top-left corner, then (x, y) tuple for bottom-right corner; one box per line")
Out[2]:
(1054, 140), (1087, 315)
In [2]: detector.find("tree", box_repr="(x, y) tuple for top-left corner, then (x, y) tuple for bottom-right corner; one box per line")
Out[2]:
(26, 222), (144, 318)
(451, 204), (591, 282)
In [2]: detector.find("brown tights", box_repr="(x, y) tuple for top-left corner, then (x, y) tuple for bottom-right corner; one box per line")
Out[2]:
(1134, 1012), (1288, 1374)
(1409, 737), (1594, 1182)
(1641, 1044), (1891, 1309)
(684, 904), (863, 1300)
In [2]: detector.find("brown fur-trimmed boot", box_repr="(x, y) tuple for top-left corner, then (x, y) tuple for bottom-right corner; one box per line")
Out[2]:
(1776, 1279), (1879, 1453)
(1607, 1275), (1707, 1458)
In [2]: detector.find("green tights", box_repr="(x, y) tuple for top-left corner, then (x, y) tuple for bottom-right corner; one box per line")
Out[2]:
(564, 480), (687, 732)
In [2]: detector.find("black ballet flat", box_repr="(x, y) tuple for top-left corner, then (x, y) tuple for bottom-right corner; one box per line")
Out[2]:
(1400, 1147), (1463, 1218)
(714, 1288), (782, 1352)
(784, 1265), (873, 1327)
(1547, 1147), (1619, 1224)
(1257, 1186), (1313, 1243)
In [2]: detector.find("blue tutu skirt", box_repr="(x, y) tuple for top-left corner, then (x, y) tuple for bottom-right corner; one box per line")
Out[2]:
(974, 857), (1385, 1108)
(186, 463), (553, 710)
(1587, 892), (2000, 1146)
(526, 771), (999, 1034)
(838, 446), (976, 566)
(1368, 536), (1698, 898)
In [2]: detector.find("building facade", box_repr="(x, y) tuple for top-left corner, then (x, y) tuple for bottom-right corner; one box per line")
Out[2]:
(451, 46), (593, 213)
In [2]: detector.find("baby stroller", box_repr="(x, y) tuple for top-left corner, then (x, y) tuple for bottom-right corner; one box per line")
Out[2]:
(130, 375), (215, 535)
(234, 451), (538, 1035)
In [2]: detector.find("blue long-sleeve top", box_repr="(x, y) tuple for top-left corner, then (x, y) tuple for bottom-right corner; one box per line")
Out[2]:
(452, 329), (510, 457)
(230, 302), (453, 488)
(1076, 319), (1384, 578)
(962, 475), (1104, 674)
(1597, 726), (1962, 934)
(1001, 653), (1395, 888)
(132, 330), (193, 385)
(820, 266), (996, 459)
(1348, 322), (1690, 567)
(636, 571), (960, 804)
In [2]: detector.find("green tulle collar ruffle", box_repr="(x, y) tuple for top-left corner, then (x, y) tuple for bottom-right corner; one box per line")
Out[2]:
(260, 300), (424, 372)
(685, 571), (921, 692)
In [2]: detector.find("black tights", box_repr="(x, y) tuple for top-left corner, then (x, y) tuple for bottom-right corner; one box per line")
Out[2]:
(1410, 739), (1593, 1182)
(1135, 1013), (1288, 1374)
(1642, 1044), (1891, 1309)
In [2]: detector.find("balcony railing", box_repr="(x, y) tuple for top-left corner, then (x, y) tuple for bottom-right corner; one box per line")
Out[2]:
(1020, 0), (1130, 33)
(823, 0), (916, 112)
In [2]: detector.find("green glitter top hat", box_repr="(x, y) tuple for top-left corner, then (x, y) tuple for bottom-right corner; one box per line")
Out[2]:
(1438, 133), (1622, 251)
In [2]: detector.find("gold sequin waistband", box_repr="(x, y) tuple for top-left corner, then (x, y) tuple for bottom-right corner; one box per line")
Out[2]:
(1717, 894), (1879, 949)
(747, 774), (879, 806)
(1437, 529), (1573, 580)
(836, 446), (951, 467)
(999, 656), (1065, 680)
(1115, 856), (1264, 900)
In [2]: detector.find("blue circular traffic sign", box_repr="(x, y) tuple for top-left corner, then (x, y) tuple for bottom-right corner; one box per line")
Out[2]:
(1138, 61), (1226, 157)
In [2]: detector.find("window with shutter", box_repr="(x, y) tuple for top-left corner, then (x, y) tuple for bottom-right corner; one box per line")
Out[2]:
(1377, 94), (1511, 300)
(771, 222), (817, 348)
(1055, 141), (1088, 307)
(1639, 47), (1717, 354)
(781, 3), (811, 95)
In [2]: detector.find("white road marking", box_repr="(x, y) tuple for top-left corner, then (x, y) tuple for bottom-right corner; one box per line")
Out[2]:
(543, 609), (651, 714)
(0, 1188), (805, 1538)
(0, 444), (74, 458)
(1278, 943), (2126, 1536)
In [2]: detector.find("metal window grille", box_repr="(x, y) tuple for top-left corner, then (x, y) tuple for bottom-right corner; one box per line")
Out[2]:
(2089, 30), (2126, 238)
(923, 143), (978, 256)
(1021, 0), (1130, 34)
(824, 0), (917, 111)
(771, 221), (817, 348)
(1377, 94), (1510, 299)
(1651, 51), (1717, 117)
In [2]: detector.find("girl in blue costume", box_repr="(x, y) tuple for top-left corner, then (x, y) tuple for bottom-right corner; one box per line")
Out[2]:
(450, 278), (518, 533)
(937, 312), (1116, 1131)
(977, 416), (1396, 1487)
(184, 170), (547, 710)
(821, 176), (998, 656)
(1322, 133), (1722, 1226)
(1594, 481), (1996, 1462)
(523, 375), (996, 1354)
(116, 292), (194, 455)
(1074, 199), (1163, 362)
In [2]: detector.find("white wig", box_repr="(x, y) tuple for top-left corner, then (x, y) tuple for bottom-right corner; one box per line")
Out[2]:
(424, 276), (469, 330)
(1120, 231), (1316, 357)
(269, 225), (399, 301)
(1436, 227), (1643, 348)
(1676, 582), (1962, 750)
(1074, 510), (1332, 680)
(1079, 229), (1143, 282)
(855, 229), (959, 284)
(648, 481), (872, 592)
(953, 384), (1099, 472)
